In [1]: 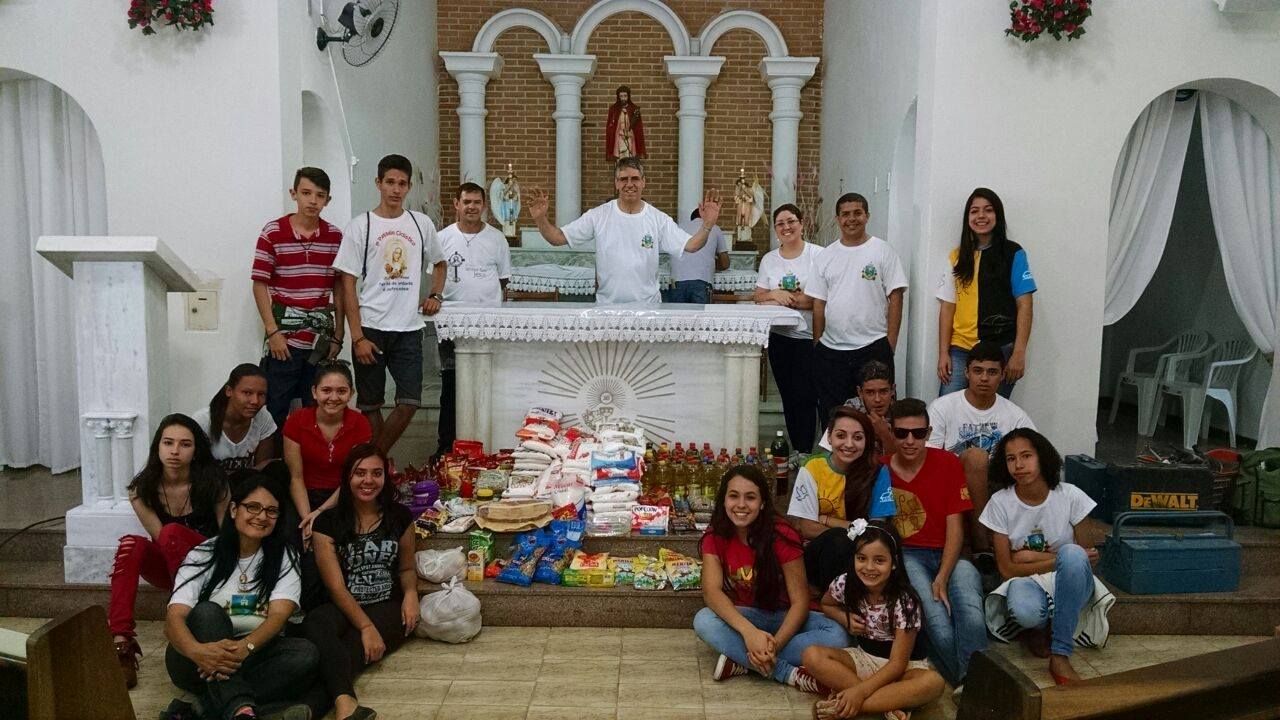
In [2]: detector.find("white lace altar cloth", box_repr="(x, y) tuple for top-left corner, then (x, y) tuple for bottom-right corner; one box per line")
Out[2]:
(507, 265), (761, 296)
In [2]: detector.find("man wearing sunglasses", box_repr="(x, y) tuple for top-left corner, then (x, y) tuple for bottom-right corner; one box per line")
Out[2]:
(885, 398), (986, 691)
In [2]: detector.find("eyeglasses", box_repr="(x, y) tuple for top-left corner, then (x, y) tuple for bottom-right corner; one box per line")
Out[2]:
(891, 427), (930, 440)
(774, 219), (800, 229)
(239, 502), (281, 519)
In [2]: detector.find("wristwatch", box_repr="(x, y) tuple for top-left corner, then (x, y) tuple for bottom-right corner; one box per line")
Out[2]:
(428, 293), (443, 301)
(245, 640), (256, 654)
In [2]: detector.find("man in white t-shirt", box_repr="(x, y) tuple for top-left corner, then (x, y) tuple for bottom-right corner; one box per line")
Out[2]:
(334, 154), (446, 455)
(806, 192), (908, 423)
(435, 181), (511, 457)
(527, 158), (722, 304)
(927, 341), (1036, 554)
(664, 208), (729, 304)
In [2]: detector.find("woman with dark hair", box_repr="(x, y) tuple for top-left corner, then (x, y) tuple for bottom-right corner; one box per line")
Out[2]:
(283, 360), (372, 540)
(694, 465), (848, 692)
(936, 188), (1036, 397)
(755, 203), (823, 456)
(110, 413), (229, 687)
(980, 428), (1111, 685)
(300, 443), (416, 720)
(788, 406), (897, 590)
(194, 364), (276, 474)
(165, 472), (315, 720)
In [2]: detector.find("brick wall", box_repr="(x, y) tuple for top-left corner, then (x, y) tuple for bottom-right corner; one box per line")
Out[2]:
(437, 1), (823, 250)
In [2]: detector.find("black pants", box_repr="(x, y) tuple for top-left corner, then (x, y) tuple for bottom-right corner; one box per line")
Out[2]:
(813, 337), (895, 426)
(768, 332), (822, 454)
(165, 601), (318, 720)
(804, 527), (857, 593)
(300, 598), (408, 716)
(437, 339), (456, 453)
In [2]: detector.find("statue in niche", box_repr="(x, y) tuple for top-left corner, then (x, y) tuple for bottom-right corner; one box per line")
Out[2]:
(733, 167), (766, 247)
(605, 85), (646, 160)
(489, 163), (521, 242)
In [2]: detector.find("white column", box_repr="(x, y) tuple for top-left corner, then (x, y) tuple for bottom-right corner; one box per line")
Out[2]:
(453, 340), (496, 451)
(665, 56), (725, 222)
(441, 52), (504, 185)
(87, 418), (113, 506)
(760, 57), (820, 244)
(721, 346), (745, 451)
(110, 416), (137, 504)
(534, 54), (597, 224)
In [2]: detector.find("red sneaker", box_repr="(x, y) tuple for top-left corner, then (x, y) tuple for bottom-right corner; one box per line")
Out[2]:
(788, 666), (831, 695)
(712, 654), (749, 681)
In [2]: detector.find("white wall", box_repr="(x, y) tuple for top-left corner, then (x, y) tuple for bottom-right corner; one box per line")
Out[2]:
(823, 0), (1280, 455)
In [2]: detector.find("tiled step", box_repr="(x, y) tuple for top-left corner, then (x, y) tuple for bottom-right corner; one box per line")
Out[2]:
(0, 526), (65, 562)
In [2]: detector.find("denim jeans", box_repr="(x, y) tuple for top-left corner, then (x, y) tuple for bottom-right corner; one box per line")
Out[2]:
(1004, 544), (1093, 657)
(902, 548), (988, 686)
(693, 605), (849, 683)
(939, 344), (1016, 398)
(165, 601), (318, 720)
(663, 279), (713, 304)
(261, 347), (318, 430)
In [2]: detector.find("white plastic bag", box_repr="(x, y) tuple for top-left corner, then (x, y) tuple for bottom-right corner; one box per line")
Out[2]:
(415, 547), (466, 583)
(416, 577), (483, 643)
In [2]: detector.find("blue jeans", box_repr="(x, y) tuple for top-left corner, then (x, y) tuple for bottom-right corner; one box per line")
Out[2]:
(693, 606), (849, 683)
(939, 344), (1016, 398)
(261, 347), (319, 430)
(903, 548), (988, 686)
(1005, 544), (1093, 657)
(663, 279), (713, 304)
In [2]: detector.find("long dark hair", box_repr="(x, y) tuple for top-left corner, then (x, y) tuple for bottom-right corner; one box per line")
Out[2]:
(705, 464), (799, 611)
(174, 471), (298, 609)
(827, 406), (881, 520)
(208, 364), (267, 443)
(953, 187), (1009, 286)
(839, 520), (921, 630)
(988, 428), (1063, 493)
(328, 443), (397, 566)
(127, 414), (225, 519)
(313, 359), (353, 389)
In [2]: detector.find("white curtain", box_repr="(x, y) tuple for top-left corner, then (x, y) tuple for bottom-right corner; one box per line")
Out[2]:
(0, 79), (106, 472)
(1104, 91), (1198, 325)
(1198, 91), (1280, 446)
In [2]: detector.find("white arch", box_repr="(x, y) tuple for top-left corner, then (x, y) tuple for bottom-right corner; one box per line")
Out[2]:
(473, 8), (566, 53)
(697, 10), (789, 58)
(570, 0), (691, 56)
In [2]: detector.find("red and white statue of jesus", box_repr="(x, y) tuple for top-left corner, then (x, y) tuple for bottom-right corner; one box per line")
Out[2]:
(605, 85), (646, 161)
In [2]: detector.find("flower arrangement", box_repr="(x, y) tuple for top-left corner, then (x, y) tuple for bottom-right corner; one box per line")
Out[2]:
(127, 0), (214, 35)
(1006, 0), (1092, 42)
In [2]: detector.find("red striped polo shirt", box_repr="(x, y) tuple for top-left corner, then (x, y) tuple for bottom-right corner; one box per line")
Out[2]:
(251, 214), (343, 349)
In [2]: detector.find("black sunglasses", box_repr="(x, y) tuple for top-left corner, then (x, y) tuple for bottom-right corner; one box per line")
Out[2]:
(891, 427), (929, 440)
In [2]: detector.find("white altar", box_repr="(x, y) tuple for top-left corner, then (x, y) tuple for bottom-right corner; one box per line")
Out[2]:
(433, 303), (800, 451)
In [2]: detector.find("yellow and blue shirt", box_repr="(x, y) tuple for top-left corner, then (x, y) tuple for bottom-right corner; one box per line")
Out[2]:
(787, 451), (896, 523)
(936, 241), (1036, 350)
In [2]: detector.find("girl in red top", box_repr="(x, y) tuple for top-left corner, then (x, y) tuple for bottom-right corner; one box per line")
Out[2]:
(283, 360), (372, 540)
(695, 464), (849, 693)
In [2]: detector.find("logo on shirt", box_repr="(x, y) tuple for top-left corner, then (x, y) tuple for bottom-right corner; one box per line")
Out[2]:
(640, 233), (654, 249)
(891, 488), (926, 540)
(861, 264), (878, 281)
(382, 238), (409, 279)
(780, 272), (799, 291)
(447, 251), (465, 283)
(948, 423), (1004, 455)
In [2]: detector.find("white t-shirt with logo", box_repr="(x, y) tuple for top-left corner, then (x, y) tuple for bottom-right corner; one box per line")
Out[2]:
(333, 210), (445, 332)
(170, 541), (302, 637)
(756, 242), (821, 339)
(191, 406), (276, 473)
(926, 391), (1036, 456)
(561, 200), (689, 304)
(980, 483), (1094, 553)
(805, 237), (908, 351)
(438, 222), (512, 305)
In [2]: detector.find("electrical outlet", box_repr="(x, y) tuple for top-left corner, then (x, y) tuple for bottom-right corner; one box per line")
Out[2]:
(185, 291), (219, 332)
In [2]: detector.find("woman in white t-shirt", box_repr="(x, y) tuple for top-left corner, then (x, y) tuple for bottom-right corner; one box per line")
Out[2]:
(978, 428), (1103, 685)
(193, 364), (277, 474)
(755, 203), (822, 455)
(166, 472), (314, 720)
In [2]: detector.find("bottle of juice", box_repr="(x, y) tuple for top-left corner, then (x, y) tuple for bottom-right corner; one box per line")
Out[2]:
(658, 441), (670, 462)
(687, 441), (698, 462)
(702, 442), (714, 464)
(673, 442), (684, 461)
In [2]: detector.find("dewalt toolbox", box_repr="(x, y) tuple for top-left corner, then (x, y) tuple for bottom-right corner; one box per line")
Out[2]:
(1065, 456), (1213, 523)
(1100, 511), (1240, 595)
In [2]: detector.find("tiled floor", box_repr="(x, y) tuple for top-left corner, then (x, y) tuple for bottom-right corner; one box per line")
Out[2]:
(0, 616), (1268, 720)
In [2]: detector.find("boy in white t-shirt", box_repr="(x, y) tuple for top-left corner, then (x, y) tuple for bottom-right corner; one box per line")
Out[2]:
(434, 182), (511, 457)
(333, 154), (446, 455)
(527, 157), (722, 304)
(927, 341), (1036, 555)
(805, 193), (908, 424)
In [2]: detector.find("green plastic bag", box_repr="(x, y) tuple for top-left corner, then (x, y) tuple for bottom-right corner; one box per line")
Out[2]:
(1240, 448), (1280, 528)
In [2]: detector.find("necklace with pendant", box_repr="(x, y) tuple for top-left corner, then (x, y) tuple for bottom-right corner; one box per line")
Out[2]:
(237, 556), (254, 590)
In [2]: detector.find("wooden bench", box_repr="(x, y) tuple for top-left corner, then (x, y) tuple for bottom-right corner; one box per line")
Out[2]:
(957, 637), (1280, 720)
(0, 605), (136, 720)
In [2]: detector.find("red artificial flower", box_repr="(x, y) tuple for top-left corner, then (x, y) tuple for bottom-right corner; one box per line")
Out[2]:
(1054, 10), (1065, 19)
(1029, 0), (1044, 9)
(1053, 0), (1065, 6)
(1065, 23), (1078, 32)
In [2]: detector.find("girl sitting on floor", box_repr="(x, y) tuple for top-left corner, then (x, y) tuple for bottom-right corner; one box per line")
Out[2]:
(804, 519), (944, 720)
(193, 363), (277, 474)
(694, 464), (849, 693)
(980, 428), (1113, 684)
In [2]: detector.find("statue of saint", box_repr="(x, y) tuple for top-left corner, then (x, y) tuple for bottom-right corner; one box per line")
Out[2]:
(732, 168), (766, 247)
(489, 163), (521, 240)
(605, 85), (646, 160)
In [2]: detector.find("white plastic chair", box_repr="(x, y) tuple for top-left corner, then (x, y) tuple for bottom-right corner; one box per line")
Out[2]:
(1108, 330), (1210, 435)
(1155, 339), (1257, 449)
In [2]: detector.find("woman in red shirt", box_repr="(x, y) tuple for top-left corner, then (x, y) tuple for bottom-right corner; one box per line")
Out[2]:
(283, 360), (372, 540)
(696, 465), (850, 693)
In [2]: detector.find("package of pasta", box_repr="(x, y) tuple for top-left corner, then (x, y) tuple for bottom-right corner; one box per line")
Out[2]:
(533, 519), (585, 585)
(632, 554), (668, 590)
(610, 556), (635, 585)
(497, 531), (549, 587)
(562, 549), (616, 587)
(665, 556), (702, 591)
